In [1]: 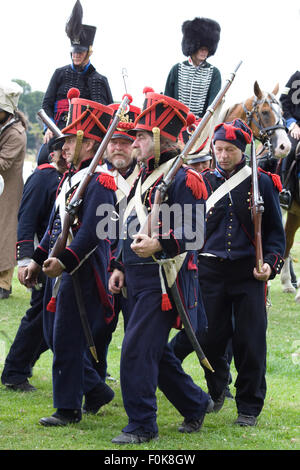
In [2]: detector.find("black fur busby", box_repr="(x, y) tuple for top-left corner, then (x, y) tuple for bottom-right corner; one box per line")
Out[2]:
(181, 17), (221, 58)
(65, 0), (96, 52)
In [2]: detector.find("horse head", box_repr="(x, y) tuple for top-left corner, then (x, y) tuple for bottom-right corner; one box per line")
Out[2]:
(224, 82), (291, 159)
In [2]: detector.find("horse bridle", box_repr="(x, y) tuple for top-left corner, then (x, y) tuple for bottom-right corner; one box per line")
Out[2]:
(242, 93), (287, 156)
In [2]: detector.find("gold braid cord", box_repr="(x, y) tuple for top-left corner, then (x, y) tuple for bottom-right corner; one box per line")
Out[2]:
(73, 130), (84, 167)
(152, 127), (161, 168)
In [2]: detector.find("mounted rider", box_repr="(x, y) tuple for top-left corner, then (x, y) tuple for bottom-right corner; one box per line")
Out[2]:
(279, 71), (300, 209)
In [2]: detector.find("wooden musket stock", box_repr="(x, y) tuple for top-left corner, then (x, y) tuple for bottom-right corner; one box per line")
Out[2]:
(251, 140), (264, 272)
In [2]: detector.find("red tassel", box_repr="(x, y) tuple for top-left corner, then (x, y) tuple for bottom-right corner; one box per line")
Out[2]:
(258, 169), (283, 192)
(97, 173), (117, 191)
(186, 170), (208, 200)
(271, 173), (283, 192)
(161, 293), (172, 311)
(224, 123), (236, 140)
(47, 297), (56, 313)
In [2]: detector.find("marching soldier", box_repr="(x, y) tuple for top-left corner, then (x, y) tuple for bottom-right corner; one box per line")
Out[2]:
(194, 119), (285, 426)
(24, 90), (117, 426)
(91, 102), (141, 380)
(109, 88), (211, 444)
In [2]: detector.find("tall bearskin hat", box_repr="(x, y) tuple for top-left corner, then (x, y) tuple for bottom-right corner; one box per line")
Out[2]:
(108, 103), (141, 142)
(213, 119), (253, 152)
(132, 87), (190, 141)
(181, 17), (221, 58)
(59, 88), (114, 143)
(65, 0), (96, 52)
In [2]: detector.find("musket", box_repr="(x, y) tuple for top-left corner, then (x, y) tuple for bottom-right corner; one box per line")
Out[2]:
(122, 68), (128, 94)
(135, 61), (243, 373)
(37, 95), (132, 362)
(250, 139), (264, 272)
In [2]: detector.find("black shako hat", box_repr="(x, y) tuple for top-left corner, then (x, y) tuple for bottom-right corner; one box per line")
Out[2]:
(181, 17), (221, 58)
(65, 0), (96, 52)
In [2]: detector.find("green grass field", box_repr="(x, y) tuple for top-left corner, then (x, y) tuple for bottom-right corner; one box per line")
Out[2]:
(0, 240), (299, 452)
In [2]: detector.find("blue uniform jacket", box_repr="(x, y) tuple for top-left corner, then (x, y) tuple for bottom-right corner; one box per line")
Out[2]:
(16, 164), (63, 261)
(32, 159), (117, 322)
(201, 157), (285, 278)
(113, 150), (208, 332)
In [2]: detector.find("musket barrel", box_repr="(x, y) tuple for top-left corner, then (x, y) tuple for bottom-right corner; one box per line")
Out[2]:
(37, 109), (64, 138)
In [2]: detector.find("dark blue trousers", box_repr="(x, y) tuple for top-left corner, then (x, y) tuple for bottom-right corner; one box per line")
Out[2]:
(198, 256), (267, 417)
(1, 286), (48, 385)
(43, 263), (108, 410)
(120, 264), (210, 436)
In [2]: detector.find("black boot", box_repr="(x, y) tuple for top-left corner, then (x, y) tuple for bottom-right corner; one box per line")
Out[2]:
(39, 409), (82, 426)
(83, 381), (114, 414)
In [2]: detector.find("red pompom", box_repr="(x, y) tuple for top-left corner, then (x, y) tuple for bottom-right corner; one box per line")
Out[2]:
(67, 87), (80, 100)
(143, 86), (154, 94)
(161, 293), (172, 311)
(47, 297), (56, 313)
(186, 170), (208, 200)
(122, 93), (133, 104)
(186, 113), (196, 127)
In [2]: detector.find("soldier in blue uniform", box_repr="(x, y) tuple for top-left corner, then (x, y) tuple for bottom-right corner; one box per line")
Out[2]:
(109, 88), (212, 444)
(24, 91), (117, 426)
(194, 119), (284, 426)
(90, 102), (141, 380)
(1, 139), (66, 391)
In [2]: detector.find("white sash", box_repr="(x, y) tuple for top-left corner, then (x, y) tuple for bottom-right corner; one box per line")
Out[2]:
(206, 166), (252, 212)
(122, 157), (177, 227)
(115, 165), (140, 203)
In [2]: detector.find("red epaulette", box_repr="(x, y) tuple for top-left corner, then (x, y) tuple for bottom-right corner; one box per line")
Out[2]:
(185, 168), (208, 200)
(37, 164), (54, 170)
(258, 168), (282, 192)
(96, 173), (118, 191)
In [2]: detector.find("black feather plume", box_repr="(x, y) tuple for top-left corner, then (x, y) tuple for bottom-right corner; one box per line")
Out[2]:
(65, 0), (83, 40)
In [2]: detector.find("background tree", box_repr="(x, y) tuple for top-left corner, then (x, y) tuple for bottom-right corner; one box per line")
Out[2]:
(12, 79), (45, 155)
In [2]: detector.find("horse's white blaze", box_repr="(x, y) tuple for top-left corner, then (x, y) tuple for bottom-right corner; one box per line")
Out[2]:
(272, 128), (292, 158)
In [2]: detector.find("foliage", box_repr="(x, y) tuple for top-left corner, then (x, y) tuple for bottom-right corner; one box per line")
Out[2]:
(12, 79), (44, 154)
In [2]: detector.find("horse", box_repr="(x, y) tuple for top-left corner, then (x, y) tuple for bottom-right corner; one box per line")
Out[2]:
(222, 81), (291, 159)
